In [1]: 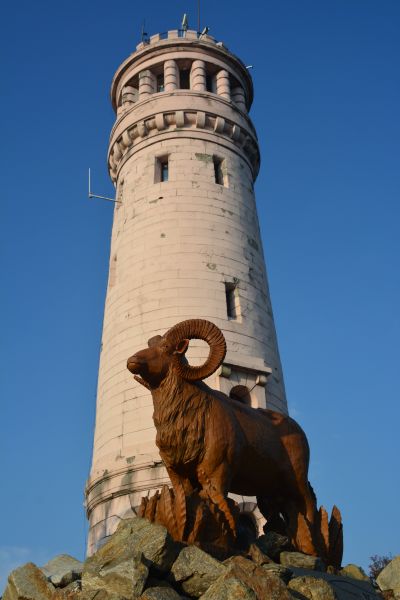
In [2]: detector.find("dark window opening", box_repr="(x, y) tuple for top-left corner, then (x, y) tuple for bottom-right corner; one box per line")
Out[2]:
(180, 69), (190, 89)
(155, 155), (169, 183)
(157, 73), (164, 92)
(229, 385), (251, 406)
(225, 282), (238, 319)
(213, 156), (225, 186)
(161, 159), (169, 182)
(206, 73), (214, 92)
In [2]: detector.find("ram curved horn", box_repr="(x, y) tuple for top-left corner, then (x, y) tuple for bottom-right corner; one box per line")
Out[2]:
(164, 319), (226, 381)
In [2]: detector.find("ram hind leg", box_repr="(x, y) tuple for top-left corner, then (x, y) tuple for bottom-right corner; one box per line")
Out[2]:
(282, 492), (317, 556)
(198, 466), (237, 537)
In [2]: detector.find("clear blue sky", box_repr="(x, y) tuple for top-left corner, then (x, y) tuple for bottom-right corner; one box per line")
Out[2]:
(1, 0), (399, 590)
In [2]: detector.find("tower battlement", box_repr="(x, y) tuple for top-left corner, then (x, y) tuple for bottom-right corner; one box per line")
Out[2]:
(108, 31), (257, 183)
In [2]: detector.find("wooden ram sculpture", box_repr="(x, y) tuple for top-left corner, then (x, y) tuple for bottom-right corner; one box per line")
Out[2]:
(127, 319), (342, 566)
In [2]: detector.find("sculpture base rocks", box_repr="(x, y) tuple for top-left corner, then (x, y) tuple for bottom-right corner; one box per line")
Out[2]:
(3, 517), (386, 600)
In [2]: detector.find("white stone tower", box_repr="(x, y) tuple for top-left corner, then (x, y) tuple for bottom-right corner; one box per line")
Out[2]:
(85, 28), (287, 554)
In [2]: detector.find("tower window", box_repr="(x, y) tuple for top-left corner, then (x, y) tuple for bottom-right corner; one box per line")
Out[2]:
(213, 156), (227, 186)
(180, 69), (191, 89)
(225, 282), (238, 319)
(156, 73), (164, 92)
(206, 73), (214, 92)
(155, 155), (169, 183)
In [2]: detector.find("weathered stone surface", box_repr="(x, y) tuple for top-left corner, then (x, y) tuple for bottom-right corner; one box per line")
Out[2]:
(3, 562), (56, 600)
(377, 556), (400, 594)
(289, 575), (336, 599)
(200, 573), (256, 600)
(79, 591), (126, 600)
(255, 532), (290, 560)
(84, 517), (179, 590)
(40, 553), (83, 587)
(261, 562), (293, 583)
(140, 586), (182, 599)
(224, 555), (292, 599)
(62, 579), (82, 593)
(83, 549), (148, 598)
(280, 552), (325, 572)
(339, 564), (369, 582)
(289, 568), (382, 600)
(247, 543), (271, 565)
(170, 546), (226, 597)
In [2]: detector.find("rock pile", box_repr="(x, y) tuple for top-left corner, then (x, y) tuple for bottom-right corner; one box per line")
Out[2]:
(3, 518), (393, 600)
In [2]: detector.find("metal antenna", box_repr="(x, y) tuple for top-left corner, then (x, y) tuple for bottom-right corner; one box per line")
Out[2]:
(197, 0), (200, 33)
(88, 168), (119, 203)
(141, 20), (148, 42)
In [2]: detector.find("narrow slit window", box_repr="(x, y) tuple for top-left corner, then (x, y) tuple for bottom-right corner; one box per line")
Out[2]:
(206, 73), (214, 92)
(157, 73), (164, 92)
(155, 155), (169, 183)
(225, 282), (238, 319)
(213, 156), (227, 186)
(180, 68), (191, 89)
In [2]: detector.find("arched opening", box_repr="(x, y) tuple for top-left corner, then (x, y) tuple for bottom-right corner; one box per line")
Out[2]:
(229, 385), (251, 405)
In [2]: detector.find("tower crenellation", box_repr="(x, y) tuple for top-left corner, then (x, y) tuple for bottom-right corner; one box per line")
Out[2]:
(85, 28), (287, 554)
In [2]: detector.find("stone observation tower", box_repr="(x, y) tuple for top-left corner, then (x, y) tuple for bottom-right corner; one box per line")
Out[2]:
(85, 28), (288, 554)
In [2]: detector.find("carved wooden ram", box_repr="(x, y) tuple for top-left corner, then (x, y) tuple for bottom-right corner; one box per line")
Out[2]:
(127, 319), (338, 559)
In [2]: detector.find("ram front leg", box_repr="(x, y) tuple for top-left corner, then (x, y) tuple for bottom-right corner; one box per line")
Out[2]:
(166, 468), (187, 540)
(198, 464), (237, 538)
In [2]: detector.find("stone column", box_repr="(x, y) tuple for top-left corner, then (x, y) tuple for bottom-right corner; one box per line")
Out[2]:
(216, 69), (231, 101)
(232, 86), (247, 112)
(139, 70), (155, 99)
(190, 60), (206, 92)
(164, 60), (179, 91)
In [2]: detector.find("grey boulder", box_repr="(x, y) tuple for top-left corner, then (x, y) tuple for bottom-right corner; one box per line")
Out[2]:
(140, 586), (183, 599)
(83, 549), (148, 599)
(377, 556), (400, 595)
(3, 562), (55, 600)
(289, 575), (337, 599)
(339, 564), (370, 582)
(200, 573), (256, 599)
(170, 546), (226, 597)
(40, 553), (83, 587)
(280, 552), (326, 572)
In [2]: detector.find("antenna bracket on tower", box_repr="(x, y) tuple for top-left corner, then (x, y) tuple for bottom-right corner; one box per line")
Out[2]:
(88, 168), (119, 203)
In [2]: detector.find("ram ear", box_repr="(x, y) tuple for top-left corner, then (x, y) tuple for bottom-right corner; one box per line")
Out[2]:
(173, 339), (189, 355)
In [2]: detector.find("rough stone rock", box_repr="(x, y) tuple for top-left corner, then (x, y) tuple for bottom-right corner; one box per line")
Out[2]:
(261, 562), (293, 583)
(247, 543), (271, 565)
(3, 562), (56, 600)
(199, 573), (256, 600)
(83, 517), (179, 597)
(62, 579), (82, 593)
(280, 552), (326, 572)
(79, 591), (126, 600)
(170, 545), (226, 597)
(139, 586), (183, 599)
(289, 575), (337, 599)
(40, 554), (83, 587)
(339, 564), (370, 582)
(377, 556), (400, 594)
(83, 549), (148, 599)
(223, 555), (292, 599)
(289, 568), (383, 599)
(255, 532), (290, 561)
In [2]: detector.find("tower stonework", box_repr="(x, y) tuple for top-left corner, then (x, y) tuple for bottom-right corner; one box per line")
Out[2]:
(85, 30), (287, 554)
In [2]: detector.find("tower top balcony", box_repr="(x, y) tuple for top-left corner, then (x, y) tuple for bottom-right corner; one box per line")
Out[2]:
(110, 29), (254, 114)
(108, 30), (260, 183)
